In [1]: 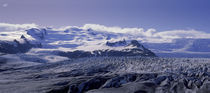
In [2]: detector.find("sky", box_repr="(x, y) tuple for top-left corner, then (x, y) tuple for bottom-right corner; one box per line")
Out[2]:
(0, 0), (210, 32)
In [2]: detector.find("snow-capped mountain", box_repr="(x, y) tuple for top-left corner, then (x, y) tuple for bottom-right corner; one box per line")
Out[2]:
(0, 27), (156, 58)
(1, 23), (210, 58)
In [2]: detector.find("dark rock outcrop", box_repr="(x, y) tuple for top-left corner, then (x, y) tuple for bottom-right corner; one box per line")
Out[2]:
(106, 39), (127, 47)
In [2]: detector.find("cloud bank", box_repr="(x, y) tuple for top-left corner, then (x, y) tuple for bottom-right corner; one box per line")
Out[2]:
(82, 24), (210, 43)
(0, 23), (38, 31)
(1, 23), (210, 43)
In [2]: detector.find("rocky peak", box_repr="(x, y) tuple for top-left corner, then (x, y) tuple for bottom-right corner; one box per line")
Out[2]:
(106, 39), (127, 47)
(20, 35), (26, 39)
(129, 40), (142, 47)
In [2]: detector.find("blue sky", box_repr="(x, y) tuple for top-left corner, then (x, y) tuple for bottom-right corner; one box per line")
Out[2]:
(0, 0), (210, 32)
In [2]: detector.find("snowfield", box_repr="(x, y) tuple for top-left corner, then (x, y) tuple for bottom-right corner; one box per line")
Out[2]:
(0, 55), (210, 93)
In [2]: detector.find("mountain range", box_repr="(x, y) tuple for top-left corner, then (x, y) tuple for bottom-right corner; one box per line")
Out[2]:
(0, 24), (210, 58)
(0, 28), (156, 58)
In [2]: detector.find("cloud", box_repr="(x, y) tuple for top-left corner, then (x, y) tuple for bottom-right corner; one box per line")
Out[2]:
(82, 24), (156, 37)
(83, 24), (145, 34)
(2, 3), (8, 7)
(1, 23), (210, 43)
(0, 23), (38, 31)
(81, 24), (210, 43)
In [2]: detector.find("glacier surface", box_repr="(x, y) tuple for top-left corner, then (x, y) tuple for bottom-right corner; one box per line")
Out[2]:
(0, 55), (210, 93)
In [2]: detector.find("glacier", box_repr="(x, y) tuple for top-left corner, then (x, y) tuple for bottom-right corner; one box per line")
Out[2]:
(0, 56), (210, 93)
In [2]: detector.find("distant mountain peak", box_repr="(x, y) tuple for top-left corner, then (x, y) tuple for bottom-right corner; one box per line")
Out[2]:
(106, 39), (127, 47)
(106, 39), (145, 49)
(130, 40), (142, 47)
(20, 35), (26, 39)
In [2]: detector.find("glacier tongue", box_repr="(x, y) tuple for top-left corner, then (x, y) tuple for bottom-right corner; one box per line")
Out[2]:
(0, 56), (209, 93)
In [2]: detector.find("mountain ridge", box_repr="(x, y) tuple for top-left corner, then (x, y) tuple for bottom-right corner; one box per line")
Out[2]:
(0, 28), (156, 58)
(1, 26), (210, 58)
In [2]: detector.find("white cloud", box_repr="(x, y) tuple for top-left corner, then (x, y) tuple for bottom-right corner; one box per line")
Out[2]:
(0, 23), (38, 31)
(2, 3), (8, 7)
(1, 23), (210, 43)
(81, 24), (210, 43)
(153, 30), (210, 39)
(83, 24), (145, 34)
